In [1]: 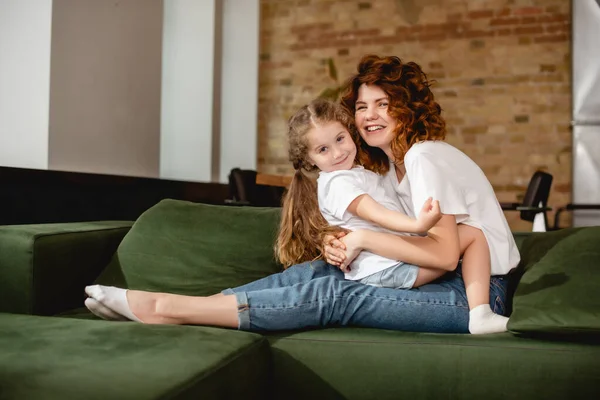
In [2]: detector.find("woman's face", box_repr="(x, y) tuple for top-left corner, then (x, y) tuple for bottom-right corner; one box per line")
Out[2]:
(354, 84), (397, 158)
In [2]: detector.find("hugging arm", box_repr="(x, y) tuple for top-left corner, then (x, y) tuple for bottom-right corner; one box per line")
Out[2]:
(335, 214), (461, 271)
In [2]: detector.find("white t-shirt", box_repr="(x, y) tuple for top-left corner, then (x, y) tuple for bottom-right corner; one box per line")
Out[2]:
(317, 167), (409, 280)
(382, 141), (520, 275)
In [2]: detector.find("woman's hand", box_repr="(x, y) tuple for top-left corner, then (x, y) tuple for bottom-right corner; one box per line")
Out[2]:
(339, 231), (365, 272)
(323, 231), (347, 266)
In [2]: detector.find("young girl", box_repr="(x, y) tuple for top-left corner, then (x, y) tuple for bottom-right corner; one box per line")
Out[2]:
(279, 98), (444, 290)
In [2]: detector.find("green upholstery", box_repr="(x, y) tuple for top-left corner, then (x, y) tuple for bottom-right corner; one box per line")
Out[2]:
(508, 227), (600, 336)
(0, 313), (269, 400)
(1, 200), (599, 399)
(96, 199), (282, 295)
(0, 221), (132, 316)
(267, 328), (600, 400)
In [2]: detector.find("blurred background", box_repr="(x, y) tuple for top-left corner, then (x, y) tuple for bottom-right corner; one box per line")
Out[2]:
(1, 0), (598, 231)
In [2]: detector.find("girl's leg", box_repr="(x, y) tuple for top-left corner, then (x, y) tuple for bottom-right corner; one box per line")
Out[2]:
(458, 224), (508, 334)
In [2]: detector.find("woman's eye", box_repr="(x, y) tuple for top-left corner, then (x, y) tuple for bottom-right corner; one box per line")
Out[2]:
(356, 106), (366, 111)
(379, 102), (388, 107)
(319, 147), (327, 153)
(337, 136), (344, 142)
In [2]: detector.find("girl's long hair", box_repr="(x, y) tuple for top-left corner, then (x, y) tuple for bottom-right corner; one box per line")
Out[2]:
(275, 99), (358, 268)
(340, 55), (447, 174)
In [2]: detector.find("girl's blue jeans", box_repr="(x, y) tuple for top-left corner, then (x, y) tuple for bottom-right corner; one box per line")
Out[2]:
(222, 261), (509, 333)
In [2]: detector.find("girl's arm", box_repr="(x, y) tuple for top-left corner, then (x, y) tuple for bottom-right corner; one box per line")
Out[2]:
(347, 194), (441, 234)
(337, 214), (461, 271)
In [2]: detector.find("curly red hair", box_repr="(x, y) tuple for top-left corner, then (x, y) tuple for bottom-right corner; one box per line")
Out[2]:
(340, 55), (447, 174)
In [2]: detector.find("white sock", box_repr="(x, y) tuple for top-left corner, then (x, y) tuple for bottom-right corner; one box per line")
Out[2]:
(85, 297), (128, 321)
(85, 285), (142, 323)
(468, 304), (509, 334)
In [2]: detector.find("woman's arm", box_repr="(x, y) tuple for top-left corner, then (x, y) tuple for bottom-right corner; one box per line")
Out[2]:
(348, 194), (441, 234)
(339, 214), (461, 271)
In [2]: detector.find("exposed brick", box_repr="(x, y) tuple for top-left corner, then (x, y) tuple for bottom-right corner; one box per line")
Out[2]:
(538, 14), (569, 24)
(468, 10), (494, 19)
(520, 16), (537, 24)
(534, 34), (569, 43)
(515, 115), (529, 123)
(290, 23), (333, 34)
(258, 0), (572, 230)
(513, 7), (544, 15)
(464, 30), (494, 38)
(490, 17), (520, 26)
(496, 8), (511, 17)
(518, 36), (532, 45)
(515, 26), (544, 35)
(447, 13), (463, 22)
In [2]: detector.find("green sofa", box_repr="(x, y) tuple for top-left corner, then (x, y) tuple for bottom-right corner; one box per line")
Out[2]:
(1, 199), (599, 399)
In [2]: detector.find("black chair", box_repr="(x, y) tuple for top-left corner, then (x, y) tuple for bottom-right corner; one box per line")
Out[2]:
(553, 203), (600, 229)
(226, 168), (284, 207)
(500, 171), (553, 231)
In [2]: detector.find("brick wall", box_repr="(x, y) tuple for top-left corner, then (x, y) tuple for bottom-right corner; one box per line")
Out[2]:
(258, 0), (571, 231)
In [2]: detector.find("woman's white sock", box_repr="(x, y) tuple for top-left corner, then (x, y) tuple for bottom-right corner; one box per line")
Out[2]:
(85, 285), (142, 323)
(85, 297), (128, 321)
(468, 304), (508, 334)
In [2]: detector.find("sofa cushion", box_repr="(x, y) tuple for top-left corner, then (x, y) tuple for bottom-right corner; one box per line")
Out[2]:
(96, 199), (282, 295)
(508, 227), (600, 336)
(266, 328), (600, 399)
(0, 313), (270, 400)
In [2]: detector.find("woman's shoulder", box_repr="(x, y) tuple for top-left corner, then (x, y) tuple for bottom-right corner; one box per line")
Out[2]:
(405, 140), (453, 162)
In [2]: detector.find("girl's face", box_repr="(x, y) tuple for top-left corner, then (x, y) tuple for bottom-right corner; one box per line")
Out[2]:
(354, 84), (398, 158)
(306, 121), (356, 173)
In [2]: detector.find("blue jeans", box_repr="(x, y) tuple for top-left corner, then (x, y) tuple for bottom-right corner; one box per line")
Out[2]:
(222, 261), (508, 333)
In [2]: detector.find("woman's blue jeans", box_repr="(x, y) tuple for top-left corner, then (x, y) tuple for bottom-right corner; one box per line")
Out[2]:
(222, 261), (508, 334)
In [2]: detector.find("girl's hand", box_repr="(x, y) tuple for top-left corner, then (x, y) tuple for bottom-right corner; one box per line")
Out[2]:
(339, 231), (364, 272)
(323, 232), (347, 266)
(415, 197), (442, 233)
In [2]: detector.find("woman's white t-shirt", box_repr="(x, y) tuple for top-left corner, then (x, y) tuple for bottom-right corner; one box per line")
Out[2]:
(382, 141), (520, 275)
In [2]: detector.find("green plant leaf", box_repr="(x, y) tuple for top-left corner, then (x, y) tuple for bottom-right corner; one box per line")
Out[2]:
(318, 87), (341, 101)
(327, 58), (338, 82)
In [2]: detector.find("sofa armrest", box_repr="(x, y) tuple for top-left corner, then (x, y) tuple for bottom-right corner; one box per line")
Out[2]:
(0, 221), (133, 316)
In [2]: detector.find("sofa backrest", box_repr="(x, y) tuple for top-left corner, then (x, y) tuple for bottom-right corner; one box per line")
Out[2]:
(96, 199), (283, 295)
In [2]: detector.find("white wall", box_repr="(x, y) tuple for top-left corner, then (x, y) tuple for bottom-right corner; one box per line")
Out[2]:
(0, 0), (52, 170)
(160, 0), (216, 182)
(219, 0), (259, 183)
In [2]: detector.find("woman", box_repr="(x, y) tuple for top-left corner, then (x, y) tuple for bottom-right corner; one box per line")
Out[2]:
(85, 55), (515, 334)
(326, 55), (520, 333)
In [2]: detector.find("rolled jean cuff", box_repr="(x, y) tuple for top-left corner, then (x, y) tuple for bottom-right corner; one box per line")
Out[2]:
(221, 288), (235, 295)
(233, 291), (251, 330)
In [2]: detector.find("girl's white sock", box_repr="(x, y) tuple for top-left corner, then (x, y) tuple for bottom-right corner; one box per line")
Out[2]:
(85, 297), (128, 321)
(468, 304), (509, 334)
(85, 285), (142, 323)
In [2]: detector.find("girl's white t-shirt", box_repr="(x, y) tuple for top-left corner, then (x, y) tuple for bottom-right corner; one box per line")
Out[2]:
(317, 167), (410, 281)
(382, 141), (520, 275)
